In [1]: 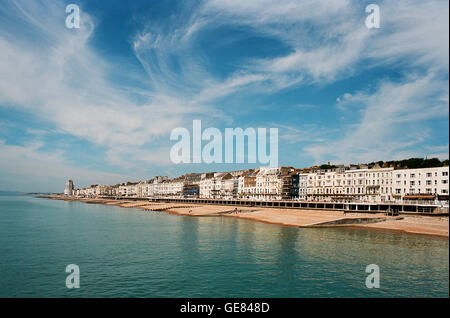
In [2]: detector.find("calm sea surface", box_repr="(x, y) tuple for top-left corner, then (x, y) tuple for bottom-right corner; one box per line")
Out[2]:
(0, 194), (448, 297)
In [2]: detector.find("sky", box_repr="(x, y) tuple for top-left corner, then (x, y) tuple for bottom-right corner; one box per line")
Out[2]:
(0, 0), (448, 192)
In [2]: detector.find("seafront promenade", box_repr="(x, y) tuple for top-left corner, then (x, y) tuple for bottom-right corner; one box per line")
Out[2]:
(39, 195), (449, 237)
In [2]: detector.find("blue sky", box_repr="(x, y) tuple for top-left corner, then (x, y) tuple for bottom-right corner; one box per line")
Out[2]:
(0, 0), (448, 192)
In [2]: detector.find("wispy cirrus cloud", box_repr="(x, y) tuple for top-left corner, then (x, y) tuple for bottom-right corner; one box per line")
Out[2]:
(200, 0), (448, 85)
(0, 2), (209, 148)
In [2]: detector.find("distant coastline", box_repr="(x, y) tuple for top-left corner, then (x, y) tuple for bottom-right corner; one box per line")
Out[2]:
(0, 191), (22, 195)
(0, 191), (55, 196)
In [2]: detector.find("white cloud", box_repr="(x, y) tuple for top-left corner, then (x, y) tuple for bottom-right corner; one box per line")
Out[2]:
(276, 123), (330, 144)
(305, 74), (449, 164)
(367, 0), (449, 71)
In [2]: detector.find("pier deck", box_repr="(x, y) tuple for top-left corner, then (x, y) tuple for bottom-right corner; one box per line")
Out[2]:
(115, 197), (448, 215)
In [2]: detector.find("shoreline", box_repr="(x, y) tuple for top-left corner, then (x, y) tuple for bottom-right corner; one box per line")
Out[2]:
(38, 195), (449, 238)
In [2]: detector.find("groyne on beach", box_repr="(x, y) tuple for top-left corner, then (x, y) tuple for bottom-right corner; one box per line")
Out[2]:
(38, 195), (449, 237)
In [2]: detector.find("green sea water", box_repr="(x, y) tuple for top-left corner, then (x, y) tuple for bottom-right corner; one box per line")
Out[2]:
(0, 194), (448, 297)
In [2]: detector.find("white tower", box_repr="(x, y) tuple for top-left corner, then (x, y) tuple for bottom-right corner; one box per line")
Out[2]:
(64, 180), (74, 195)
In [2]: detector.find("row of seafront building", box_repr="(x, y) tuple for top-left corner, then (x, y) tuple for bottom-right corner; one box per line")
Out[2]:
(65, 164), (449, 206)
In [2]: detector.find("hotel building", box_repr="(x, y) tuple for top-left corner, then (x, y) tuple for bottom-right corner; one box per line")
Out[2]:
(393, 166), (449, 203)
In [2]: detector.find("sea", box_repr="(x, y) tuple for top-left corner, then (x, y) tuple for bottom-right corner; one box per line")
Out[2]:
(0, 194), (448, 297)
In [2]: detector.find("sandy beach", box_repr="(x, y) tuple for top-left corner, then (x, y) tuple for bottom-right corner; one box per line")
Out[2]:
(40, 195), (449, 237)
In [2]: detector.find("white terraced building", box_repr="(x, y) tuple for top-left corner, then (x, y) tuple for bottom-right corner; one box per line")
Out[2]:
(306, 169), (346, 202)
(243, 167), (293, 201)
(199, 173), (214, 199)
(165, 179), (184, 197)
(306, 166), (395, 203)
(118, 183), (137, 197)
(220, 175), (238, 199)
(237, 168), (279, 201)
(304, 165), (448, 204)
(364, 167), (394, 203)
(200, 172), (230, 199)
(393, 166), (449, 204)
(297, 173), (309, 201)
(254, 167), (281, 200)
(237, 170), (258, 199)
